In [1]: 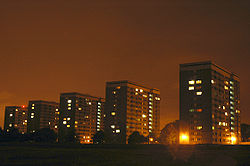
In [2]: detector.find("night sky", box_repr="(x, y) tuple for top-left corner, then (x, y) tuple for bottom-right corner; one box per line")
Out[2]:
(0, 0), (249, 129)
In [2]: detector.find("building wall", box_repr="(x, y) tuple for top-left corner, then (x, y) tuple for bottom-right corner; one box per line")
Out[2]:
(27, 100), (59, 133)
(58, 93), (104, 144)
(4, 106), (28, 134)
(104, 81), (160, 144)
(180, 61), (240, 144)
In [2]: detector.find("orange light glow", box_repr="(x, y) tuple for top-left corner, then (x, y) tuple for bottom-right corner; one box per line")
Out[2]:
(179, 133), (189, 144)
(22, 105), (25, 108)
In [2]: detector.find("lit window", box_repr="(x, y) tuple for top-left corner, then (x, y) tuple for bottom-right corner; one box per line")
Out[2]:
(111, 125), (115, 129)
(75, 121), (78, 124)
(97, 129), (100, 131)
(225, 112), (228, 116)
(55, 126), (58, 129)
(196, 109), (202, 112)
(56, 108), (58, 111)
(222, 106), (225, 110)
(111, 112), (116, 116)
(188, 86), (194, 90)
(98, 102), (101, 105)
(68, 107), (71, 110)
(230, 111), (234, 115)
(149, 126), (152, 129)
(211, 80), (215, 84)
(31, 113), (34, 115)
(9, 114), (13, 117)
(142, 114), (147, 118)
(25, 120), (27, 122)
(189, 80), (195, 85)
(149, 94), (153, 97)
(219, 122), (222, 126)
(68, 104), (71, 106)
(116, 129), (120, 133)
(143, 95), (148, 98)
(88, 102), (92, 105)
(149, 118), (152, 121)
(67, 125), (70, 128)
(78, 108), (82, 110)
(196, 80), (202, 84)
(135, 92), (138, 95)
(224, 86), (229, 90)
(113, 91), (116, 94)
(231, 117), (234, 120)
(135, 88), (138, 92)
(149, 122), (152, 124)
(32, 107), (35, 109)
(189, 109), (194, 112)
(67, 117), (70, 121)
(31, 116), (34, 119)
(212, 126), (214, 130)
(23, 112), (25, 115)
(140, 89), (143, 92)
(196, 92), (202, 96)
(9, 124), (12, 127)
(15, 109), (18, 112)
(116, 86), (121, 89)
(67, 100), (72, 103)
(63, 121), (67, 124)
(197, 126), (202, 130)
(149, 114), (152, 117)
(32, 104), (35, 106)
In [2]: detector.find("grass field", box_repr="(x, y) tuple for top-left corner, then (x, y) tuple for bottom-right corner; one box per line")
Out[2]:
(0, 143), (249, 166)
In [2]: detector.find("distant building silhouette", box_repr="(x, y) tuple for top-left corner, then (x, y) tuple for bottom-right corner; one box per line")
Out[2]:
(180, 61), (240, 144)
(104, 80), (160, 144)
(27, 100), (59, 133)
(4, 106), (28, 134)
(58, 92), (104, 144)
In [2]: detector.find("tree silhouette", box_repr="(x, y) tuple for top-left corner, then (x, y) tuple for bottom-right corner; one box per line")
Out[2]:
(159, 121), (178, 145)
(128, 131), (147, 144)
(93, 131), (105, 144)
(33, 128), (57, 143)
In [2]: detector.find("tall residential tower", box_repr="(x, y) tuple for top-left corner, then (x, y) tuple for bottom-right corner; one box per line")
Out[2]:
(27, 100), (59, 133)
(4, 106), (28, 134)
(58, 92), (104, 144)
(180, 61), (240, 144)
(104, 80), (160, 144)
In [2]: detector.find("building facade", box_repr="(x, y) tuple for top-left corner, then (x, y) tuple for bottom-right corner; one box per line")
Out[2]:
(180, 61), (240, 144)
(104, 80), (160, 144)
(27, 100), (59, 133)
(58, 92), (104, 144)
(4, 106), (28, 134)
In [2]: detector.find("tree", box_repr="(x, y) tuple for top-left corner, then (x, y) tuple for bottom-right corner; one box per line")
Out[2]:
(33, 128), (57, 143)
(93, 131), (105, 144)
(128, 131), (147, 144)
(159, 121), (178, 145)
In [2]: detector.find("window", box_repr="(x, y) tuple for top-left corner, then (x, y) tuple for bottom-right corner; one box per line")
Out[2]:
(111, 112), (116, 116)
(116, 129), (120, 133)
(189, 80), (195, 85)
(189, 109), (195, 112)
(67, 100), (72, 103)
(111, 125), (115, 129)
(196, 80), (202, 84)
(211, 80), (215, 84)
(189, 86), (194, 90)
(196, 92), (202, 96)
(142, 114), (147, 118)
(9, 114), (13, 117)
(63, 121), (67, 124)
(196, 109), (202, 112)
(197, 126), (202, 130)
(67, 125), (70, 128)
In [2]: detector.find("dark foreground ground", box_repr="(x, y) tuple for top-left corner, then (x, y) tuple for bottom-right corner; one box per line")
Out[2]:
(0, 143), (249, 166)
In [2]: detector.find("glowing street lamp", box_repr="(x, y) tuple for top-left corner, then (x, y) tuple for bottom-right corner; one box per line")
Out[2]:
(179, 133), (189, 144)
(231, 136), (237, 144)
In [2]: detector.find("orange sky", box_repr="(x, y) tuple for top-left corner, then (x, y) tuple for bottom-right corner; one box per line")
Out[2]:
(0, 0), (249, 129)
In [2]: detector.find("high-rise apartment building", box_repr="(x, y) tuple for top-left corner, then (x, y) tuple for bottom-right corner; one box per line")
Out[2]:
(104, 80), (160, 144)
(58, 92), (104, 144)
(4, 106), (28, 134)
(27, 100), (59, 133)
(180, 61), (240, 144)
